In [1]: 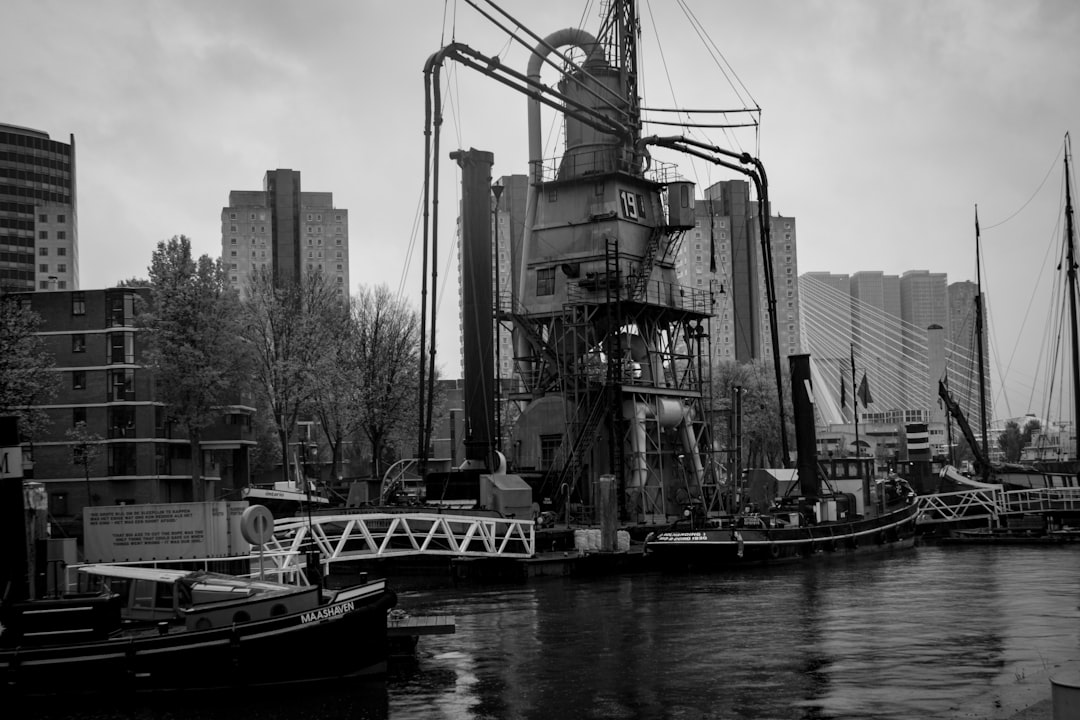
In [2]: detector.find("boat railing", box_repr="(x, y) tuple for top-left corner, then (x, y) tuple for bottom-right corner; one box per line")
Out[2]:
(63, 554), (308, 594)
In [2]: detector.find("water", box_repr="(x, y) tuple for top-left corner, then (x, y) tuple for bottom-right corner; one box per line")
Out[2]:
(35, 544), (1080, 719)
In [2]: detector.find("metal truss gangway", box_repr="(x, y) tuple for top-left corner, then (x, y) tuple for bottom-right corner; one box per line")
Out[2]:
(917, 486), (1080, 525)
(252, 511), (536, 581)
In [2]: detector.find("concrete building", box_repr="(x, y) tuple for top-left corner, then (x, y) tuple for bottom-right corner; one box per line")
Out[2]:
(0, 123), (78, 292)
(12, 288), (254, 541)
(678, 179), (801, 364)
(221, 169), (349, 296)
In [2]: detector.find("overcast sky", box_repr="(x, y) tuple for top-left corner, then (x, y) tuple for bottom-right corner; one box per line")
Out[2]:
(4, 0), (1079, 422)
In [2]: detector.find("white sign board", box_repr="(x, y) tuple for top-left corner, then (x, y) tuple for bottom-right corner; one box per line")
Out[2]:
(0, 446), (23, 479)
(83, 501), (251, 563)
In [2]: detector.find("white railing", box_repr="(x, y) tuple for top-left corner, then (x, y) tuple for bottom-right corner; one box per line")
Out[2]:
(917, 486), (1080, 524)
(256, 512), (536, 576)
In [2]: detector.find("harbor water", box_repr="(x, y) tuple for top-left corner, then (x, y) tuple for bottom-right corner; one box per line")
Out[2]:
(35, 544), (1080, 720)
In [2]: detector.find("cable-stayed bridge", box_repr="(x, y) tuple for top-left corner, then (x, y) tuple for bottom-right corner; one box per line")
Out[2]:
(799, 274), (986, 428)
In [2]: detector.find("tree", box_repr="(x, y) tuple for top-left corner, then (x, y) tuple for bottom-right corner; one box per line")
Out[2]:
(66, 421), (103, 507)
(0, 295), (58, 442)
(139, 236), (247, 502)
(350, 285), (421, 481)
(997, 420), (1024, 463)
(996, 417), (1042, 463)
(711, 357), (793, 470)
(241, 268), (342, 482)
(305, 293), (358, 487)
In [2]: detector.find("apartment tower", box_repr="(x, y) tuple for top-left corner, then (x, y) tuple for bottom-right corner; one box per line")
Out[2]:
(0, 123), (78, 291)
(221, 170), (349, 296)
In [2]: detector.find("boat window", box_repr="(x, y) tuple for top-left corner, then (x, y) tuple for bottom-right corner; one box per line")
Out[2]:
(233, 611), (251, 624)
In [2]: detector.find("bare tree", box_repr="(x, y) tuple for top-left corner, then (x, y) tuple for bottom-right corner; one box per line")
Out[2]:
(351, 285), (421, 481)
(305, 296), (357, 488)
(139, 236), (247, 502)
(712, 357), (793, 469)
(0, 295), (58, 443)
(241, 268), (341, 482)
(66, 421), (103, 507)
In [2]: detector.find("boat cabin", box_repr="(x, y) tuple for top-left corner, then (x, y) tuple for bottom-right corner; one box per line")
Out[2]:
(72, 565), (321, 632)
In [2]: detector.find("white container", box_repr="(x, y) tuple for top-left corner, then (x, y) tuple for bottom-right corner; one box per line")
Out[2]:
(586, 528), (601, 552)
(573, 529), (589, 553)
(616, 530), (631, 552)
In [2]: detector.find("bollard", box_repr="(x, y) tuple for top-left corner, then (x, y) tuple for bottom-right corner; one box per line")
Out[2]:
(1052, 670), (1080, 720)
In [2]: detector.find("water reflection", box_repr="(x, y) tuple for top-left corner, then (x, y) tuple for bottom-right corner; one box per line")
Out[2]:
(35, 545), (1080, 719)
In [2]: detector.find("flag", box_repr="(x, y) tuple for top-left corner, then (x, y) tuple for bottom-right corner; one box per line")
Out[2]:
(858, 373), (873, 406)
(840, 367), (847, 409)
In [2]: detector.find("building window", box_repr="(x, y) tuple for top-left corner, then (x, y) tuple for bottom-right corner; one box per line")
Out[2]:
(38, 213), (47, 222)
(39, 281), (48, 289)
(39, 264), (48, 273)
(109, 332), (134, 364)
(72, 334), (86, 353)
(230, 213), (236, 219)
(39, 247), (48, 256)
(72, 371), (86, 390)
(72, 292), (85, 315)
(57, 263), (66, 273)
(108, 406), (136, 438)
(57, 231), (66, 240)
(335, 238), (342, 246)
(57, 247), (66, 256)
(73, 407), (86, 426)
(107, 292), (135, 327)
(58, 280), (66, 289)
(536, 267), (556, 296)
(108, 369), (135, 401)
(230, 250), (237, 257)
(39, 231), (48, 239)
(540, 434), (561, 468)
(230, 238), (237, 245)
(108, 444), (137, 476)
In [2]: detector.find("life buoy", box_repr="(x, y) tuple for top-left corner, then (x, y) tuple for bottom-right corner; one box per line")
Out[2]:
(770, 543), (781, 559)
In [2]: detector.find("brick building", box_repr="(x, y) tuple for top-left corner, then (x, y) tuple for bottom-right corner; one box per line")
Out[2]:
(13, 287), (254, 540)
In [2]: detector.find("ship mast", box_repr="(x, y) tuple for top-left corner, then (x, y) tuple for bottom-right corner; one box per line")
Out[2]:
(974, 204), (990, 482)
(1063, 133), (1080, 475)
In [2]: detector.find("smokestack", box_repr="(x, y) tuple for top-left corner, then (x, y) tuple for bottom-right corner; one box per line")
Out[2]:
(451, 148), (496, 470)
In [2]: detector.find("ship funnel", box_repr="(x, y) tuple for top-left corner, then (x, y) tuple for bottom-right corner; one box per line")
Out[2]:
(789, 354), (820, 499)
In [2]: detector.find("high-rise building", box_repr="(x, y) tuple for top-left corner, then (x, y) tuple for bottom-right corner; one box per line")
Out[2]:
(221, 170), (349, 296)
(677, 179), (800, 364)
(0, 123), (78, 292)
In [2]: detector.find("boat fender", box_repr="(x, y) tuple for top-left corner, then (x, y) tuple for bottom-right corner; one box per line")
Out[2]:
(769, 543), (780, 559)
(732, 530), (744, 558)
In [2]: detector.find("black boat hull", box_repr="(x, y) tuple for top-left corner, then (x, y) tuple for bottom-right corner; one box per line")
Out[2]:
(0, 588), (396, 697)
(644, 504), (920, 568)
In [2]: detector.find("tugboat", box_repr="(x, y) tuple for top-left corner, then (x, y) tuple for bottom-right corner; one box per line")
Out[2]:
(644, 354), (920, 567)
(0, 417), (397, 698)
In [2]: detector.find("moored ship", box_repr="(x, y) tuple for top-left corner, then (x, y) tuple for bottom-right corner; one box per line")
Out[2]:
(644, 353), (920, 567)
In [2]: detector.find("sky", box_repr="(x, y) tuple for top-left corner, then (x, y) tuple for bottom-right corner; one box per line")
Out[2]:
(4, 0), (1080, 423)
